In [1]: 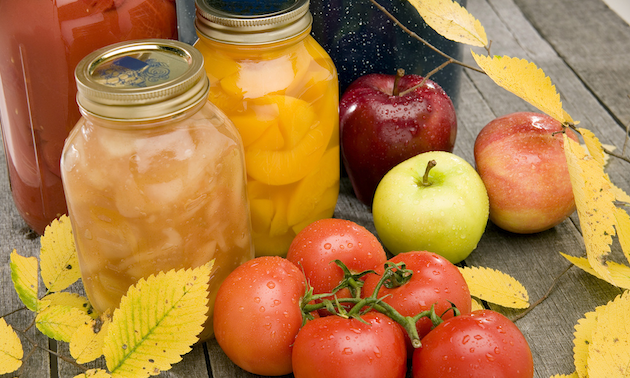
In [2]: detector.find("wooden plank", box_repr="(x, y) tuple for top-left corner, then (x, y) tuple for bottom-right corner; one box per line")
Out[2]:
(459, 0), (630, 377)
(513, 0), (630, 127)
(0, 141), (52, 378)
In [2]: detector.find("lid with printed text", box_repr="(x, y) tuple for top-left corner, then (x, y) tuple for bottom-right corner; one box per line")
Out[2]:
(195, 0), (312, 44)
(75, 39), (209, 121)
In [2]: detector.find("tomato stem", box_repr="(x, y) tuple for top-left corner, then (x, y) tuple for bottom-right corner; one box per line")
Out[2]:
(299, 260), (444, 349)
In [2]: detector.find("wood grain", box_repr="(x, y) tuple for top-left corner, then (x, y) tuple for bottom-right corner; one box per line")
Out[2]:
(1, 0), (629, 377)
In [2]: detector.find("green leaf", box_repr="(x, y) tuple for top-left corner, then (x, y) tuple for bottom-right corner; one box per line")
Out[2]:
(35, 305), (93, 342)
(40, 215), (81, 292)
(0, 317), (23, 374)
(103, 263), (212, 378)
(10, 250), (39, 312)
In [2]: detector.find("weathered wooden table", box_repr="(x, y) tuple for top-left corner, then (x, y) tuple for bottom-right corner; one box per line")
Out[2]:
(2, 0), (629, 377)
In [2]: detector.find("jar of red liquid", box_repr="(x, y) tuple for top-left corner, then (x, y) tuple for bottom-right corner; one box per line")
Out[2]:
(194, 0), (340, 257)
(61, 39), (254, 341)
(0, 0), (178, 235)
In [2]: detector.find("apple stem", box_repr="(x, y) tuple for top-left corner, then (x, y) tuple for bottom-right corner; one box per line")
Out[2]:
(421, 160), (437, 186)
(392, 68), (405, 96)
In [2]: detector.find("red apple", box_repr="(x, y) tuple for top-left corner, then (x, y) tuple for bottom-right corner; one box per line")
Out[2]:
(339, 70), (457, 205)
(473, 112), (578, 234)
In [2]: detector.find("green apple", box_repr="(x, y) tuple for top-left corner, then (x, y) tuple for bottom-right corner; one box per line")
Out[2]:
(372, 151), (489, 263)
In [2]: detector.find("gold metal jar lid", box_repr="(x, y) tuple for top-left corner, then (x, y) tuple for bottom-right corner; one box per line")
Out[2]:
(195, 0), (312, 44)
(75, 39), (209, 121)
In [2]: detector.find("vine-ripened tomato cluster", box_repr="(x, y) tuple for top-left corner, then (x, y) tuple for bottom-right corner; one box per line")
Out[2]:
(212, 219), (534, 378)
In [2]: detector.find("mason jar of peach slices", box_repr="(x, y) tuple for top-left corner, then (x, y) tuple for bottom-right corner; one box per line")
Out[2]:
(194, 0), (340, 256)
(60, 39), (253, 341)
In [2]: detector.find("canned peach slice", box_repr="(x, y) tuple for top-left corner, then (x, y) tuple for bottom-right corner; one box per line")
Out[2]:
(250, 198), (275, 234)
(291, 185), (339, 235)
(220, 59), (295, 98)
(202, 50), (239, 82)
(208, 86), (245, 114)
(252, 232), (296, 257)
(248, 123), (285, 151)
(286, 146), (339, 226)
(229, 106), (280, 147)
(244, 125), (329, 186)
(254, 95), (315, 149)
(269, 193), (289, 237)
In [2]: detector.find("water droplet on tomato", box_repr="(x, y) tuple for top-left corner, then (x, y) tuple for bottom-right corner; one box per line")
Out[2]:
(342, 348), (353, 355)
(486, 353), (495, 362)
(324, 243), (332, 250)
(374, 346), (382, 358)
(462, 335), (470, 344)
(267, 281), (276, 289)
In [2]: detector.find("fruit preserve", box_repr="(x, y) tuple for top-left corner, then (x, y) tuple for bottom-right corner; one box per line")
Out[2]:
(0, 0), (178, 235)
(61, 40), (253, 341)
(194, 0), (340, 256)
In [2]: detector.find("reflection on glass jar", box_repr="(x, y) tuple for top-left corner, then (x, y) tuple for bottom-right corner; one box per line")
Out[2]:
(194, 0), (340, 257)
(61, 40), (253, 341)
(0, 0), (177, 235)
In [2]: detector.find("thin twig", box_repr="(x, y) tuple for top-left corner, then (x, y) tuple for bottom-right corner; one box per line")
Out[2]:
(603, 147), (630, 164)
(1, 305), (27, 318)
(367, 0), (485, 74)
(510, 263), (573, 322)
(399, 59), (454, 96)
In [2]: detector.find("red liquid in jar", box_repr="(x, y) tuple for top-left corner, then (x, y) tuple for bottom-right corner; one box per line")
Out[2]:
(0, 0), (177, 234)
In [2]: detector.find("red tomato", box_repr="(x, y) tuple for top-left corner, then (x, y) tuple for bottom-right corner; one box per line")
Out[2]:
(213, 256), (306, 376)
(287, 218), (387, 301)
(292, 312), (407, 378)
(412, 310), (534, 378)
(362, 251), (471, 341)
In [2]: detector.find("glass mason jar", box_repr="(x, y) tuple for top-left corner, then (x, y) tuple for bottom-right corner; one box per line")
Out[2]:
(194, 0), (340, 257)
(0, 0), (178, 235)
(61, 40), (253, 341)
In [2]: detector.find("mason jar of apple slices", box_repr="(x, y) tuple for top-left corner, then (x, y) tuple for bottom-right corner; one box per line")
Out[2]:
(60, 39), (254, 341)
(194, 0), (340, 257)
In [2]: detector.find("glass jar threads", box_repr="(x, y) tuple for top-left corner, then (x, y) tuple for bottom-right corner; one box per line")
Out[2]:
(61, 39), (253, 341)
(194, 0), (340, 257)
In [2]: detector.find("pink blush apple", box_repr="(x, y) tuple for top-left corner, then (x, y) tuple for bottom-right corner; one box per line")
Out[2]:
(473, 112), (579, 234)
(339, 72), (457, 206)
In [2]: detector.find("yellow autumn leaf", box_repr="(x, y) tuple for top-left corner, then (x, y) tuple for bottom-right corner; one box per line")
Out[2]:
(581, 128), (608, 167)
(471, 52), (573, 124)
(9, 250), (39, 312)
(587, 291), (630, 377)
(573, 310), (597, 378)
(458, 266), (529, 308)
(40, 215), (81, 292)
(471, 297), (485, 311)
(617, 207), (630, 265)
(103, 263), (212, 378)
(70, 311), (112, 364)
(0, 317), (23, 374)
(74, 369), (112, 378)
(560, 253), (630, 290)
(407, 0), (488, 47)
(40, 292), (96, 319)
(564, 134), (622, 286)
(35, 305), (93, 343)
